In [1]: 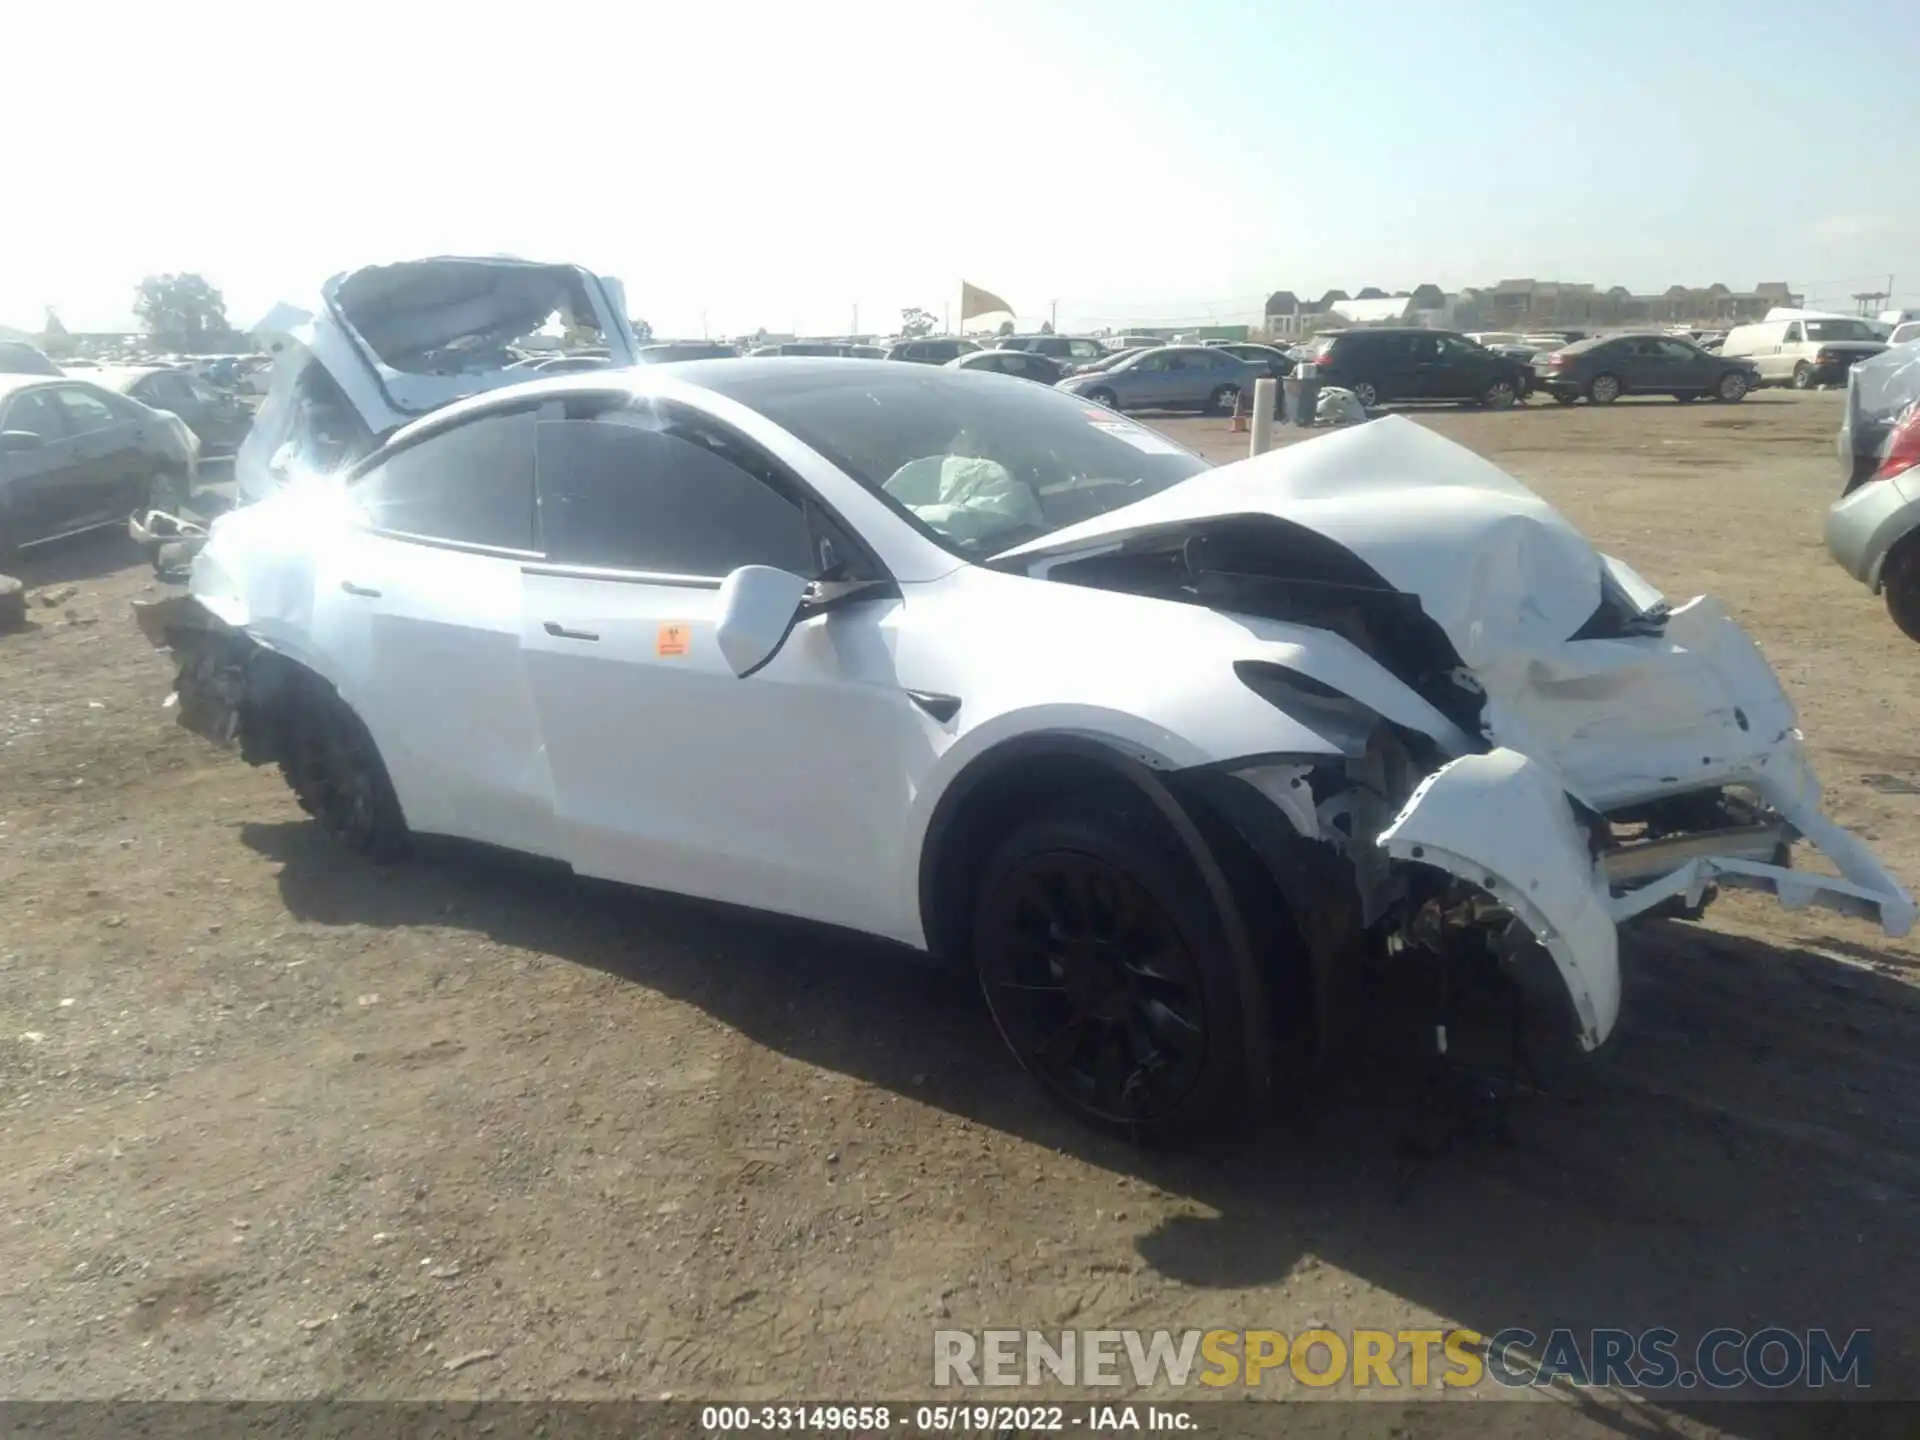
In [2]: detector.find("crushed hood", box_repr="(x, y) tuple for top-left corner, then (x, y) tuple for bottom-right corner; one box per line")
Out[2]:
(995, 414), (1619, 672)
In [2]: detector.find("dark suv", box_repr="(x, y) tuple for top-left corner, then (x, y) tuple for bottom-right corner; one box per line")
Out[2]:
(998, 334), (1108, 365)
(884, 338), (982, 365)
(1304, 328), (1530, 409)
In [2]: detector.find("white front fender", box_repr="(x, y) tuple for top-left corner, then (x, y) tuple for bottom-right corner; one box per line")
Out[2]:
(1378, 749), (1622, 1051)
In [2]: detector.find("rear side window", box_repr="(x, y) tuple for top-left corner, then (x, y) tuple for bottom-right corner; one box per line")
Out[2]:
(354, 410), (538, 551)
(535, 413), (815, 578)
(52, 387), (120, 434)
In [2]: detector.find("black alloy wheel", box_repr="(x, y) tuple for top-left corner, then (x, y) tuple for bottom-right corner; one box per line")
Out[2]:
(975, 835), (1217, 1126)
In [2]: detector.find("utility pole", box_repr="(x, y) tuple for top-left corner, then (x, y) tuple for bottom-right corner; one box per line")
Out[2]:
(851, 303), (858, 338)
(1050, 298), (1059, 330)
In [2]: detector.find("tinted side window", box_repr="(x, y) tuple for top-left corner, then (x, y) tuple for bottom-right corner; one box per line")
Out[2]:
(536, 416), (814, 578)
(53, 387), (120, 434)
(2, 389), (67, 439)
(355, 411), (537, 550)
(1068, 340), (1102, 360)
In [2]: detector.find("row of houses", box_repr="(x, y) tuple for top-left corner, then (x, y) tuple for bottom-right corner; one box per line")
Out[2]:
(1261, 280), (1805, 338)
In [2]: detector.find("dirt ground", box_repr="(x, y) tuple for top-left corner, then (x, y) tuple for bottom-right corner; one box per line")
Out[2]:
(4, 391), (1918, 1430)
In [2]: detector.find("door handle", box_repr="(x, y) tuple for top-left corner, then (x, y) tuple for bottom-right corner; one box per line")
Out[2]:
(543, 621), (600, 642)
(340, 580), (382, 598)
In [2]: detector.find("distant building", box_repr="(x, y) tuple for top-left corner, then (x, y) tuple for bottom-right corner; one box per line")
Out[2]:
(1265, 277), (1806, 339)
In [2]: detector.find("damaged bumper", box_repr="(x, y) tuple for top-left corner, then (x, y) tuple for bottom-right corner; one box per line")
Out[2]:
(1379, 747), (1916, 1052)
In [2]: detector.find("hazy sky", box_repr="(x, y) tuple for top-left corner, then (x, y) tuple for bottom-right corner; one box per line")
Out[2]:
(8, 0), (1917, 339)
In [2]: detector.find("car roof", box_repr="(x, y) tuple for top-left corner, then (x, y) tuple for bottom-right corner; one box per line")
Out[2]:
(87, 365), (176, 392)
(0, 372), (84, 403)
(379, 356), (1056, 452)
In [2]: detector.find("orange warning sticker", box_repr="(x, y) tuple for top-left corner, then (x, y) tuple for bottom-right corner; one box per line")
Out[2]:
(656, 623), (690, 657)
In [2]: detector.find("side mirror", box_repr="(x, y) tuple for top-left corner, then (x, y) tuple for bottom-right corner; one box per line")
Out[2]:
(0, 430), (44, 454)
(715, 564), (810, 678)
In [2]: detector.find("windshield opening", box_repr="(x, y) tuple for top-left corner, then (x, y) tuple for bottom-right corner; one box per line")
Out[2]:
(700, 363), (1209, 558)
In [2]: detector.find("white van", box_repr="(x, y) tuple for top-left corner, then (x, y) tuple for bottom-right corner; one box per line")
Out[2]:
(1719, 315), (1887, 389)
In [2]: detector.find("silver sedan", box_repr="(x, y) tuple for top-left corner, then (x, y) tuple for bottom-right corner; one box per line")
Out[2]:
(1056, 345), (1263, 414)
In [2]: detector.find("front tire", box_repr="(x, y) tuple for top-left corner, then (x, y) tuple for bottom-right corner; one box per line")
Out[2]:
(1717, 371), (1749, 402)
(1206, 384), (1239, 416)
(1587, 372), (1623, 405)
(1480, 377), (1517, 409)
(280, 678), (410, 862)
(1792, 361), (1815, 390)
(972, 798), (1246, 1134)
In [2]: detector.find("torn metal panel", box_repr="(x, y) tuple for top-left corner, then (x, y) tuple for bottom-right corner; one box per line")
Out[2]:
(1379, 749), (1623, 1051)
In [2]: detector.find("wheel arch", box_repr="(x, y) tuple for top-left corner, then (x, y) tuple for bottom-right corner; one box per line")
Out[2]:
(918, 731), (1351, 1110)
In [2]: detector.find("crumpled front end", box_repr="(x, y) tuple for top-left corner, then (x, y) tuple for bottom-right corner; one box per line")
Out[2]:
(1377, 743), (1916, 1053)
(999, 418), (1919, 1057)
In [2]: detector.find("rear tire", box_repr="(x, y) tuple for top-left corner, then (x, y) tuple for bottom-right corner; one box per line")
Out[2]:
(280, 677), (410, 863)
(1085, 386), (1119, 411)
(1206, 384), (1239, 416)
(1587, 373), (1622, 404)
(1792, 361), (1814, 390)
(971, 797), (1248, 1136)
(1883, 540), (1920, 644)
(1348, 379), (1379, 408)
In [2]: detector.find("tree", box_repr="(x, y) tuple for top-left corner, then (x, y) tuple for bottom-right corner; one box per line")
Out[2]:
(133, 273), (235, 353)
(1039, 319), (1054, 335)
(899, 306), (937, 339)
(996, 319), (1014, 337)
(630, 317), (654, 342)
(38, 307), (76, 359)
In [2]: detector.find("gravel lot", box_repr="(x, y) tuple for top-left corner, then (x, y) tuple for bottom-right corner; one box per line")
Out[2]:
(3, 390), (1916, 1431)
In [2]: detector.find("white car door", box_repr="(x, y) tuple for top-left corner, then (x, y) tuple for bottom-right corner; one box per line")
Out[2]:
(337, 407), (563, 858)
(517, 400), (935, 944)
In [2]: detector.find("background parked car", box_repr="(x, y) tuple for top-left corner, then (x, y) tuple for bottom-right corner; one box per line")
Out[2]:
(92, 365), (254, 453)
(1889, 321), (1920, 348)
(997, 334), (1107, 366)
(1, 373), (200, 552)
(947, 349), (1067, 384)
(0, 340), (63, 377)
(637, 342), (741, 363)
(1062, 346), (1147, 377)
(1826, 347), (1920, 639)
(884, 338), (982, 365)
(1721, 316), (1886, 389)
(1055, 344), (1261, 414)
(1302, 328), (1529, 409)
(1216, 342), (1295, 381)
(1532, 333), (1758, 405)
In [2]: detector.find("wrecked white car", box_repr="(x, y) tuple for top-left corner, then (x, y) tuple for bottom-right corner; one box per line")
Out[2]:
(133, 361), (1914, 1131)
(233, 255), (640, 508)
